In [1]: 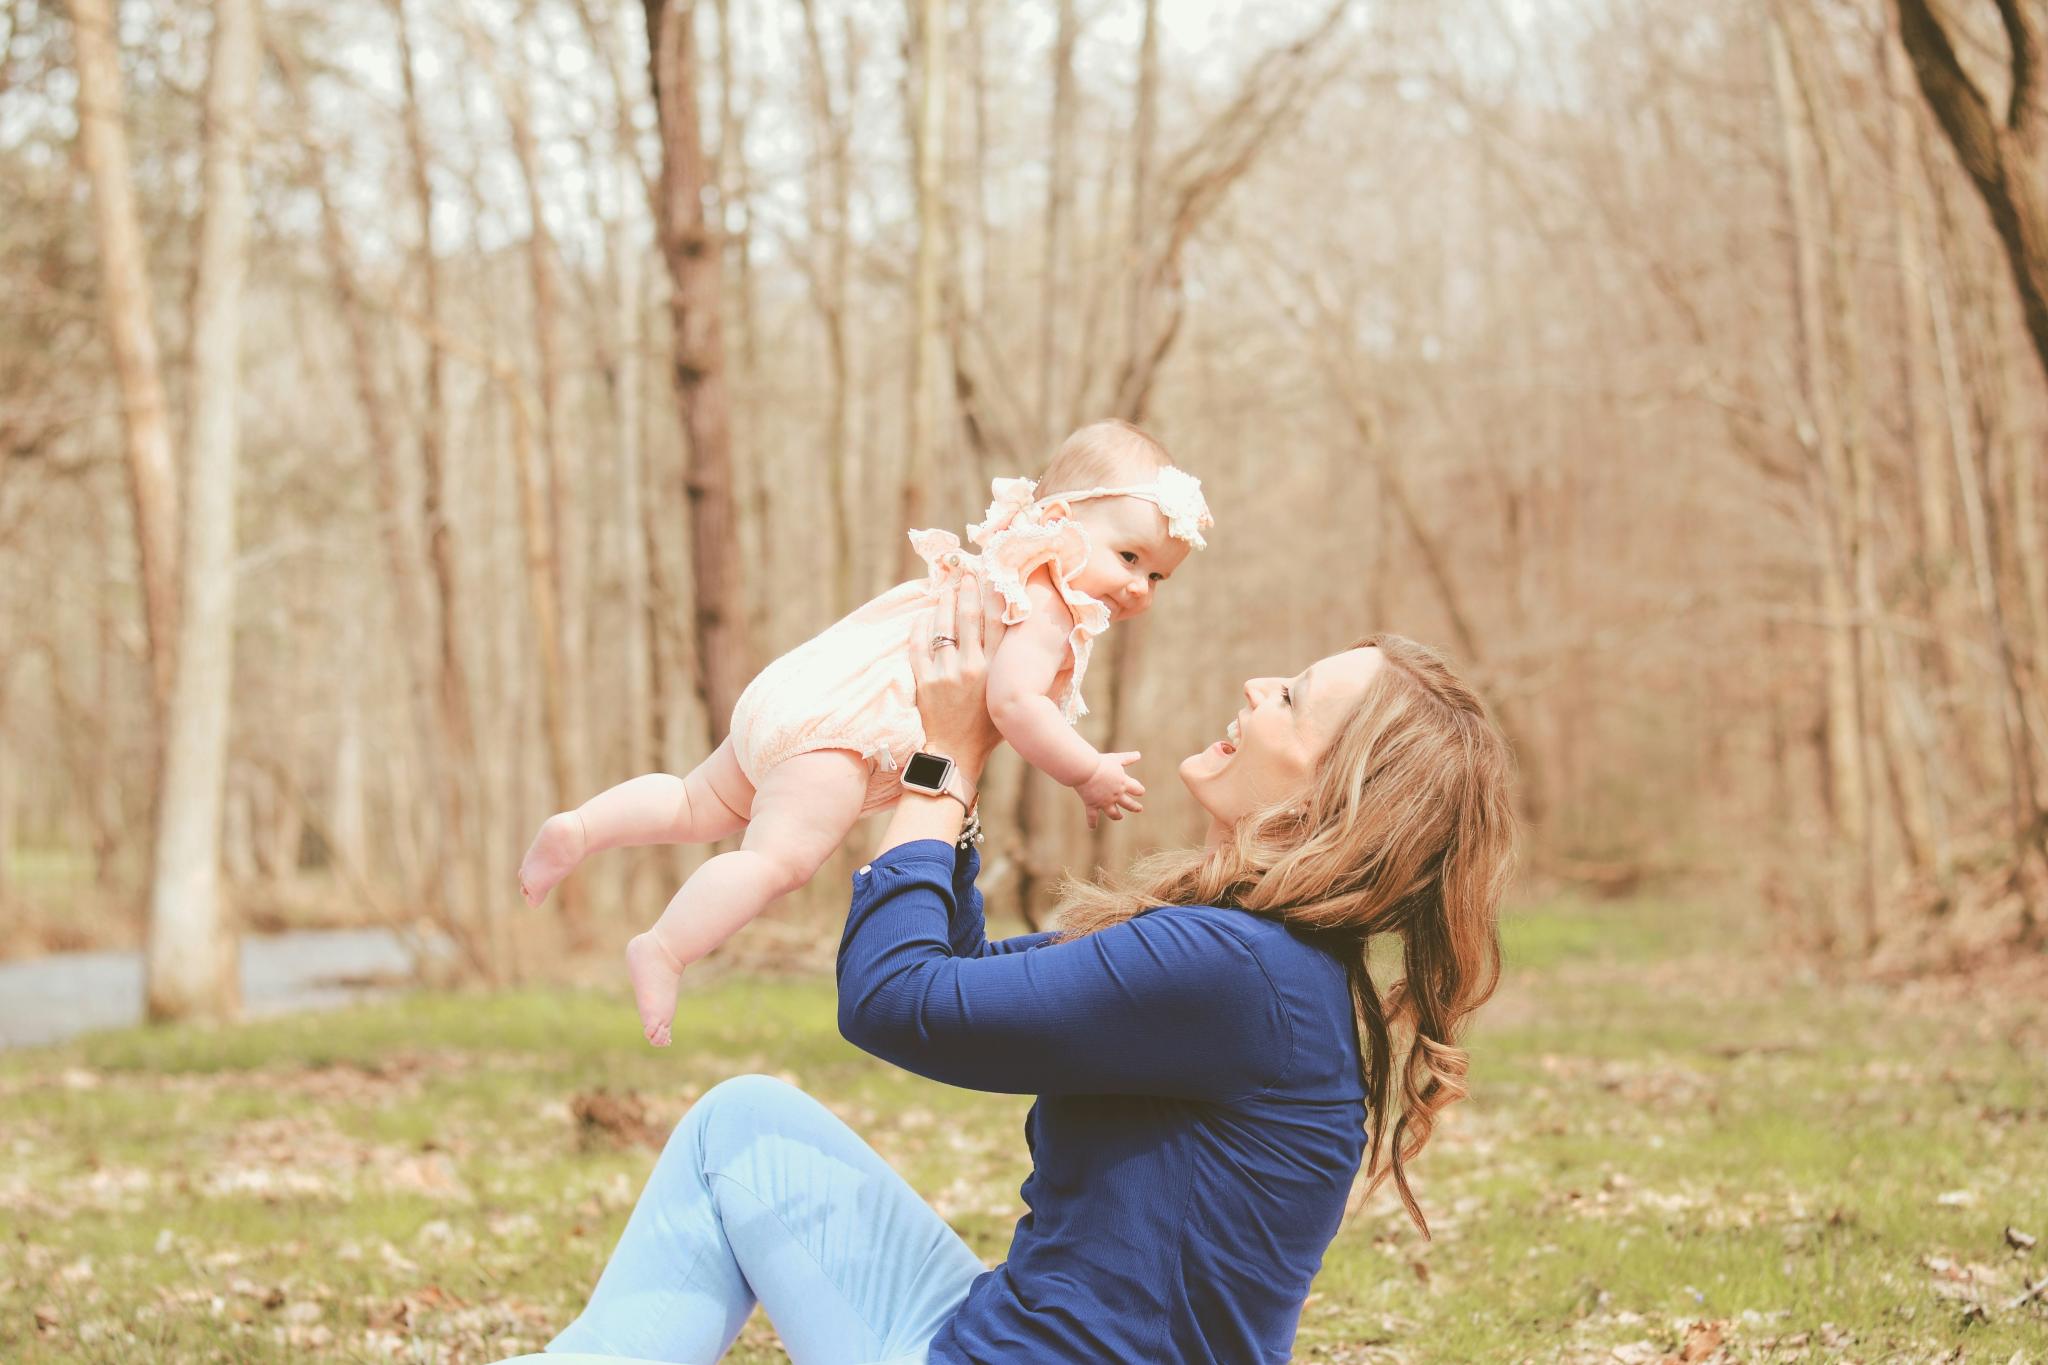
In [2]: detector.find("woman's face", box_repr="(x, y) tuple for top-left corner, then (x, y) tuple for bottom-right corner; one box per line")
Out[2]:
(1180, 646), (1384, 840)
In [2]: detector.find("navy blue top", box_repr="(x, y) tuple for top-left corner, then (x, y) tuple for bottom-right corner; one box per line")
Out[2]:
(836, 840), (1367, 1364)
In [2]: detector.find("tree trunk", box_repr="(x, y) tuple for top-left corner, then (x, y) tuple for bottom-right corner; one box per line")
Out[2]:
(68, 0), (180, 729)
(0, 674), (13, 904)
(564, 0), (662, 910)
(477, 14), (592, 940)
(278, 38), (452, 910)
(1037, 0), (1077, 441)
(646, 0), (751, 747)
(614, 215), (659, 908)
(799, 0), (857, 613)
(1894, 0), (2048, 388)
(1789, 7), (1939, 894)
(1885, 27), (1957, 585)
(146, 0), (258, 1022)
(712, 0), (758, 378)
(1010, 0), (1077, 925)
(391, 0), (485, 938)
(710, 0), (770, 644)
(502, 351), (576, 863)
(901, 0), (948, 565)
(965, 0), (994, 313)
(1924, 105), (2048, 893)
(501, 35), (590, 812)
(1089, 0), (1161, 873)
(330, 632), (368, 876)
(1770, 10), (1880, 945)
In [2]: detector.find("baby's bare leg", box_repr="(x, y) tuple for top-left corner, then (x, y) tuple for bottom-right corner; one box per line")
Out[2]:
(519, 739), (755, 907)
(627, 750), (869, 1046)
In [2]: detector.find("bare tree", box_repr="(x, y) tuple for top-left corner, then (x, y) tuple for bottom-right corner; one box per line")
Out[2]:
(389, 0), (486, 933)
(901, 0), (949, 565)
(67, 0), (179, 727)
(1087, 0), (1352, 869)
(276, 39), (446, 889)
(145, 0), (260, 1021)
(1771, 4), (1882, 943)
(503, 14), (590, 793)
(797, 0), (859, 612)
(1894, 0), (2048, 385)
(1037, 0), (1078, 440)
(646, 0), (751, 747)
(461, 3), (596, 939)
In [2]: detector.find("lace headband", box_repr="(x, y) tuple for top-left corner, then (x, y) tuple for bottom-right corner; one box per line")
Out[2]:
(969, 468), (1215, 550)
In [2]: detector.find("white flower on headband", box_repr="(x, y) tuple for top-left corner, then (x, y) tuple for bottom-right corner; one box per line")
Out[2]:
(969, 476), (1039, 546)
(1152, 466), (1214, 549)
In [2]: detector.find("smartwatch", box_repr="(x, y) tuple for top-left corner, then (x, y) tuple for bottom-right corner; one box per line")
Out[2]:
(900, 751), (976, 812)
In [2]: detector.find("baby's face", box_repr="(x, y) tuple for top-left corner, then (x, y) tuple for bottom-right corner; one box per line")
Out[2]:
(1054, 494), (1192, 622)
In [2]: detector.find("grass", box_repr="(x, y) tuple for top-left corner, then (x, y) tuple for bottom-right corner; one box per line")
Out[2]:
(2, 894), (2044, 1363)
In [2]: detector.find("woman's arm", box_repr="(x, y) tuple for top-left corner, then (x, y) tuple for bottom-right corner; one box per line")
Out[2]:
(837, 846), (1287, 1099)
(870, 575), (1059, 957)
(849, 577), (1282, 1097)
(947, 843), (1057, 959)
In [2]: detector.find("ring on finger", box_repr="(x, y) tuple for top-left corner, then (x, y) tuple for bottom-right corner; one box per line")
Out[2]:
(929, 634), (960, 656)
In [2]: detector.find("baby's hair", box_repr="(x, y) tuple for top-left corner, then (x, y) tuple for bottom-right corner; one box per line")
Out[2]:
(1036, 420), (1173, 497)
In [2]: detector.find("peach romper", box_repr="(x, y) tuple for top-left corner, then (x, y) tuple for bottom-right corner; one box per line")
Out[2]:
(728, 479), (1114, 814)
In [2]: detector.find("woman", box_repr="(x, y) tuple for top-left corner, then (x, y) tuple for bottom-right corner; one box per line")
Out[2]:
(517, 580), (1515, 1364)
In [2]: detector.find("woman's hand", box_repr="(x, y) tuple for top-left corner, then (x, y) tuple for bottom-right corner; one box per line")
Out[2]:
(911, 571), (1009, 784)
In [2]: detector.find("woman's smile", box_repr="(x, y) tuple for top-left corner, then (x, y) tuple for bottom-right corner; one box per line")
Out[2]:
(1197, 716), (1241, 762)
(1181, 649), (1386, 840)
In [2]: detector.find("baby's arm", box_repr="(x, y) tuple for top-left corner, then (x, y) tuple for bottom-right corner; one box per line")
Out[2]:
(983, 578), (1144, 823)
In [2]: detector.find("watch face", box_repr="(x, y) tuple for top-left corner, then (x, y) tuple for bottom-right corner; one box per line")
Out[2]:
(903, 752), (952, 791)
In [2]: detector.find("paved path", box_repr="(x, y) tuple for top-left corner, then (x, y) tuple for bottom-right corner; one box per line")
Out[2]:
(0, 929), (417, 1049)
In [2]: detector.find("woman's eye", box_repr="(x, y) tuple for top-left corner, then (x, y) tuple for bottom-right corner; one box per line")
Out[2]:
(1120, 551), (1138, 564)
(1281, 686), (1293, 706)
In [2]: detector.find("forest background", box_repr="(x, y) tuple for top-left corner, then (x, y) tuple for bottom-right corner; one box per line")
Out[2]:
(5, 0), (2046, 992)
(4, 1), (2048, 1360)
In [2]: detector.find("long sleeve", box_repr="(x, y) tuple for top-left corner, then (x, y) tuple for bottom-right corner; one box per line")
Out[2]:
(837, 841), (1292, 1100)
(945, 843), (1056, 959)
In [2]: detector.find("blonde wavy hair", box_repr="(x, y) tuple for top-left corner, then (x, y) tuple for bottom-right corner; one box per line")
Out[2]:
(1054, 633), (1516, 1236)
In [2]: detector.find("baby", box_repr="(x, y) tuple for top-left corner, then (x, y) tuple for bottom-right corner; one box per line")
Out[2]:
(517, 420), (1213, 1045)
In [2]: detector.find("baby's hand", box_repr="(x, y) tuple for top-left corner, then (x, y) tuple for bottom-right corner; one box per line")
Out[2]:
(1073, 751), (1144, 829)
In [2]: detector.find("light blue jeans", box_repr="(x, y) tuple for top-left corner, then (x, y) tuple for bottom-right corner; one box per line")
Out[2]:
(510, 1074), (986, 1365)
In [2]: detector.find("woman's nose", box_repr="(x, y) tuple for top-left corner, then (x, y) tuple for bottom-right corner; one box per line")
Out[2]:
(1244, 677), (1269, 707)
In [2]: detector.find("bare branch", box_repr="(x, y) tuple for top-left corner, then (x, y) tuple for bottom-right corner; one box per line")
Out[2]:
(1895, 0), (2002, 184)
(1995, 0), (2042, 130)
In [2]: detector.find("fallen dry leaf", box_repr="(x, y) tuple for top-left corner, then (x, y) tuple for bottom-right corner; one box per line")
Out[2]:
(571, 1089), (662, 1151)
(2005, 1225), (2037, 1253)
(1677, 1319), (1725, 1362)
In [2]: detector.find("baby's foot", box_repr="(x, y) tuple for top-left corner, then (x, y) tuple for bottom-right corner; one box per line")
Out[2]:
(518, 812), (587, 906)
(625, 932), (685, 1047)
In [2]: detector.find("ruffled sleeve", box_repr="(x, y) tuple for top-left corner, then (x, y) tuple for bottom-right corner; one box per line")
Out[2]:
(908, 527), (965, 579)
(978, 518), (1113, 722)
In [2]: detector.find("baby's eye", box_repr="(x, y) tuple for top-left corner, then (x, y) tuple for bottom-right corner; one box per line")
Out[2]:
(1148, 572), (1163, 583)
(1120, 551), (1138, 564)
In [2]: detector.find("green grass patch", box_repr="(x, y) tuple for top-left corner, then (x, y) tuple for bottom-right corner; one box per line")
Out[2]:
(4, 897), (2045, 1362)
